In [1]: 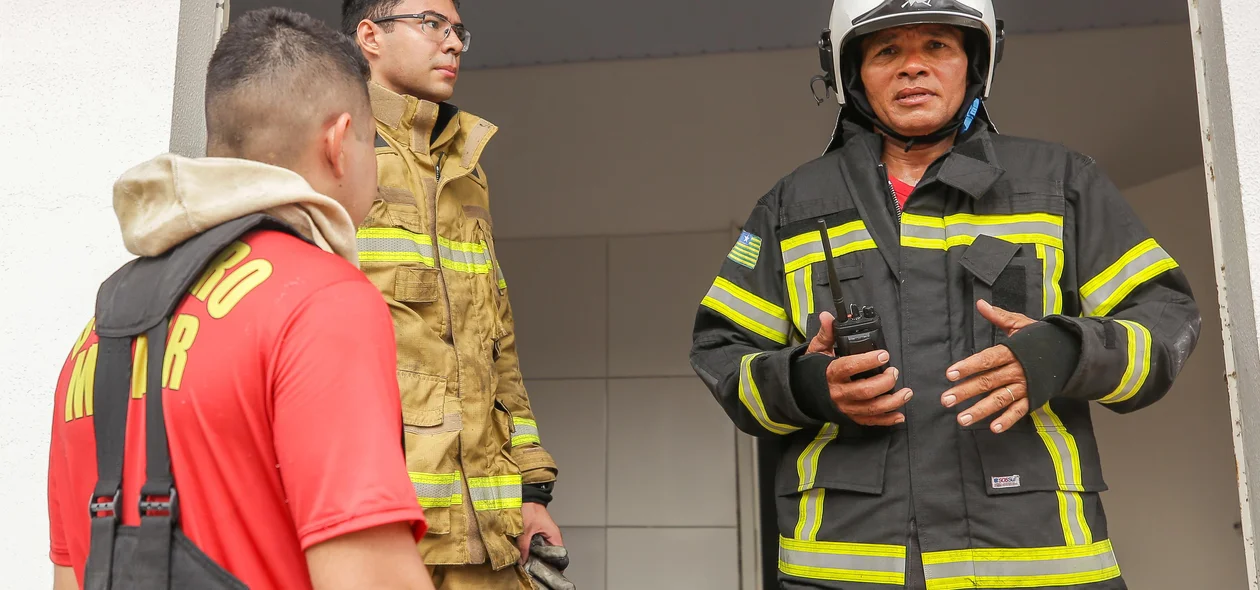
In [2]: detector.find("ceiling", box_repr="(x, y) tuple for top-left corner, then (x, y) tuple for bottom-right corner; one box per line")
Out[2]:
(230, 0), (1190, 70)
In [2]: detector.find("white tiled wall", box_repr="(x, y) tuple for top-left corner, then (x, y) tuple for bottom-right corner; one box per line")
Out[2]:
(500, 233), (742, 589)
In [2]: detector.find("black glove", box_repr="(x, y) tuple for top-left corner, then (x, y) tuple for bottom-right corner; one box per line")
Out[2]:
(524, 533), (575, 590)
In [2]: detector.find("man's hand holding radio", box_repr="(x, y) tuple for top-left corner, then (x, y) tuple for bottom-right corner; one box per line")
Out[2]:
(808, 310), (912, 426)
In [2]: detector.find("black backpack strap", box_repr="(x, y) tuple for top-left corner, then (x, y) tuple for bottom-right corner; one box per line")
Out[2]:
(132, 321), (173, 590)
(83, 214), (307, 589)
(83, 335), (134, 590)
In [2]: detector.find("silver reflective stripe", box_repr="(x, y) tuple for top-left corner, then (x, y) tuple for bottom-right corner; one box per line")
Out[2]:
(511, 418), (540, 447)
(787, 267), (811, 337)
(923, 547), (1118, 580)
(704, 282), (791, 342)
(468, 475), (522, 511)
(901, 223), (946, 242)
(358, 236), (436, 262)
(1041, 245), (1062, 315)
(1100, 320), (1152, 404)
(1063, 492), (1088, 545)
(780, 546), (906, 576)
(1082, 243), (1176, 315)
(409, 472), (462, 508)
(781, 228), (875, 271)
(437, 241), (492, 273)
(796, 424), (838, 492)
(945, 220), (1062, 241)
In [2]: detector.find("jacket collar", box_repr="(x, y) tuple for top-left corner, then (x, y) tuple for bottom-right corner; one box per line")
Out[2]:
(840, 118), (1006, 199)
(369, 82), (464, 156)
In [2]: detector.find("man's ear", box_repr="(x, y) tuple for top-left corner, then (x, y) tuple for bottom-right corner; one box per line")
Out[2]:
(323, 112), (354, 179)
(356, 20), (383, 60)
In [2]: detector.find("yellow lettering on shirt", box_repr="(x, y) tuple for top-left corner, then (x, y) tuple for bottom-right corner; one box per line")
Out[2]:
(72, 317), (96, 355)
(130, 313), (201, 398)
(164, 314), (199, 390)
(206, 259), (273, 319)
(190, 241), (251, 301)
(64, 343), (99, 422)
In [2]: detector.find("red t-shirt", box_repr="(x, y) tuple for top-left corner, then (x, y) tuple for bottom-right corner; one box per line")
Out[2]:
(47, 230), (426, 589)
(890, 175), (915, 210)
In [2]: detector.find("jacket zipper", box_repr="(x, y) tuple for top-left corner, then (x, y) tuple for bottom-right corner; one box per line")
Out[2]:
(432, 151), (461, 393)
(880, 161), (919, 580)
(878, 163), (902, 227)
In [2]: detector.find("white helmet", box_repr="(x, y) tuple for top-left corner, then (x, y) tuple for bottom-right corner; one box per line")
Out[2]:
(814, 0), (1005, 148)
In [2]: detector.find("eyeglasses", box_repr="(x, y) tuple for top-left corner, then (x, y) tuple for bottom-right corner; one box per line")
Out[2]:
(373, 11), (471, 53)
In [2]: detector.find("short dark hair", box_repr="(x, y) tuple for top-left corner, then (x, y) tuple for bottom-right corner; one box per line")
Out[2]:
(205, 7), (372, 163)
(341, 0), (461, 37)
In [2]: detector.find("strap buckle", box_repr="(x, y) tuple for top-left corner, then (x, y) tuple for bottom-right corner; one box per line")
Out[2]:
(89, 489), (121, 521)
(139, 487), (179, 523)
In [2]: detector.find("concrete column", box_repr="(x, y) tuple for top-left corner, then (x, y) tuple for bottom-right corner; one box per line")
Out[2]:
(0, 0), (221, 585)
(1188, 0), (1260, 586)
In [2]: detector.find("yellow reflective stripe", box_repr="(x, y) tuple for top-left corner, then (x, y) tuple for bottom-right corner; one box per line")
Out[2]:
(1037, 244), (1064, 316)
(923, 539), (1120, 590)
(357, 227), (437, 265)
(436, 236), (493, 274)
(1099, 320), (1152, 404)
(900, 212), (1064, 251)
(511, 417), (540, 447)
(785, 265), (814, 339)
(468, 474), (522, 511)
(793, 424), (838, 539)
(1080, 238), (1179, 316)
(779, 536), (906, 586)
(701, 277), (790, 345)
(738, 353), (800, 435)
(1030, 406), (1091, 546)
(409, 471), (462, 508)
(781, 221), (878, 273)
(498, 277), (508, 290)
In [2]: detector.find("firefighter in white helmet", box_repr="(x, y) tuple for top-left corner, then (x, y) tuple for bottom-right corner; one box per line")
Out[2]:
(691, 1), (1200, 588)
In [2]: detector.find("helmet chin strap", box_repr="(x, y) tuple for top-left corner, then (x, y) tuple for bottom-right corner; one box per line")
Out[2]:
(846, 81), (986, 152)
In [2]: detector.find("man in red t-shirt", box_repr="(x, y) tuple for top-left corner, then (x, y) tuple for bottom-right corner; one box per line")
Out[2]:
(47, 8), (435, 590)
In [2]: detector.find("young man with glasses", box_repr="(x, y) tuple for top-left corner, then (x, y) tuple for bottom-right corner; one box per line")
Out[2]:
(341, 2), (570, 589)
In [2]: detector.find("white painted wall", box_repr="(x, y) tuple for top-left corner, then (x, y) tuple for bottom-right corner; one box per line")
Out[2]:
(0, 2), (183, 587)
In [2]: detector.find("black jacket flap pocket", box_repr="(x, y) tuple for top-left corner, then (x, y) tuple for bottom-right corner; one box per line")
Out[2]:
(971, 424), (1107, 496)
(959, 234), (1020, 286)
(777, 428), (891, 496)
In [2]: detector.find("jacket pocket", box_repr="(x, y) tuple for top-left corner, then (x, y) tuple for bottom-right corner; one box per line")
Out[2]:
(776, 425), (891, 497)
(970, 420), (1107, 496)
(399, 371), (461, 536)
(959, 235), (1044, 354)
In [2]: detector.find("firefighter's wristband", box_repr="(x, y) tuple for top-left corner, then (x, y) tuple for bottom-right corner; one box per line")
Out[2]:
(1002, 320), (1081, 411)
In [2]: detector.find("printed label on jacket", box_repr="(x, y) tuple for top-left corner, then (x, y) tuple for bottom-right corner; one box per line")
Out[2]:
(992, 475), (1021, 489)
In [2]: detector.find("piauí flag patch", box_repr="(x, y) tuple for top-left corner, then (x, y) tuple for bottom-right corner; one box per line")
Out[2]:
(728, 231), (762, 269)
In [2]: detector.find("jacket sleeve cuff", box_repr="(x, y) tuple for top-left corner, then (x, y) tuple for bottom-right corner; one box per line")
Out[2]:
(1002, 321), (1082, 411)
(523, 482), (554, 507)
(790, 352), (846, 423)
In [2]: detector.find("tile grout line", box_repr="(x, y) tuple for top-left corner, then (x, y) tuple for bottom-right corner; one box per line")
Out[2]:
(604, 235), (612, 590)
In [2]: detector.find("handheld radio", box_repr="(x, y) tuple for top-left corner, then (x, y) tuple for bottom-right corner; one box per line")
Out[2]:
(817, 219), (888, 380)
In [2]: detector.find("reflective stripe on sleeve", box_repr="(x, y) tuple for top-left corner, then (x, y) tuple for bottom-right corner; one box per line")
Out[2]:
(467, 474), (523, 511)
(900, 213), (1064, 251)
(922, 540), (1121, 590)
(410, 471), (463, 508)
(512, 417), (540, 447)
(779, 537), (907, 586)
(1099, 320), (1152, 405)
(701, 277), (791, 345)
(738, 353), (800, 435)
(1080, 238), (1179, 316)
